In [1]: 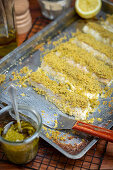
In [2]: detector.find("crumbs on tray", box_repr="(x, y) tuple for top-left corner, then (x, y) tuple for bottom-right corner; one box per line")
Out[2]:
(0, 74), (6, 84)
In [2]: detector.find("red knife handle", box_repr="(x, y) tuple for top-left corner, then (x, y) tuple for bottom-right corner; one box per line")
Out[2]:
(72, 121), (113, 142)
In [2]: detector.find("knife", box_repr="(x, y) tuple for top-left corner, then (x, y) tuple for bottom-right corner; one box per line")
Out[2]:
(43, 113), (113, 143)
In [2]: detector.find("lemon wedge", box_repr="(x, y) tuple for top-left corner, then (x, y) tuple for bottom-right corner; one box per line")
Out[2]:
(75, 0), (102, 19)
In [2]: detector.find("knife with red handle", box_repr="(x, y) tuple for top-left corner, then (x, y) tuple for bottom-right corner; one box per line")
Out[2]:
(73, 121), (113, 142)
(54, 114), (113, 142)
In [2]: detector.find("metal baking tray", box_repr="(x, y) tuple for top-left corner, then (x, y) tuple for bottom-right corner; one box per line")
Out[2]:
(0, 0), (113, 159)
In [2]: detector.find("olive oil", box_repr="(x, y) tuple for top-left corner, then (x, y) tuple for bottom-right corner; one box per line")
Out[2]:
(2, 120), (39, 164)
(0, 30), (17, 58)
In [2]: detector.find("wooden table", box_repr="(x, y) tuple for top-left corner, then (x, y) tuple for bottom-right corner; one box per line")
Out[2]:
(0, 0), (113, 169)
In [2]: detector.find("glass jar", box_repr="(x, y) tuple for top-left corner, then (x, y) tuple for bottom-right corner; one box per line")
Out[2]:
(0, 104), (42, 164)
(0, 0), (17, 57)
(37, 0), (72, 20)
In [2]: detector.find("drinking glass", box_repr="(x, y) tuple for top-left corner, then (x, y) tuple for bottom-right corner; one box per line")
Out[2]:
(38, 0), (72, 20)
(0, 0), (17, 57)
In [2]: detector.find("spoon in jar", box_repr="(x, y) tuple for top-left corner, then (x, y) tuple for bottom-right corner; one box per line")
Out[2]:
(8, 85), (22, 132)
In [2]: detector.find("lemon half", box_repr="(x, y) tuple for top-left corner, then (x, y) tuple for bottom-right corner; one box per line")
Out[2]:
(75, 0), (102, 19)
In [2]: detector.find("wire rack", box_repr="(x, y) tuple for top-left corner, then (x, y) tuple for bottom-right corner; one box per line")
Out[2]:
(24, 16), (50, 41)
(0, 6), (110, 170)
(24, 0), (75, 41)
(0, 138), (108, 170)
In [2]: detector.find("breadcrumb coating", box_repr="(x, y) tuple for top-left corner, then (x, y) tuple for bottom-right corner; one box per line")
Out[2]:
(0, 74), (6, 84)
(74, 31), (113, 61)
(106, 14), (113, 25)
(83, 22), (113, 46)
(85, 22), (113, 39)
(43, 52), (101, 94)
(56, 40), (113, 82)
(29, 68), (89, 109)
(29, 68), (92, 119)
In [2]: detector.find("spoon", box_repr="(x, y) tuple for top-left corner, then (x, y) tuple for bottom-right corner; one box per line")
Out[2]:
(8, 85), (22, 132)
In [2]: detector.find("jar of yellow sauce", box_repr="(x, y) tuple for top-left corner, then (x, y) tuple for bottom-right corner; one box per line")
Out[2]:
(0, 105), (42, 164)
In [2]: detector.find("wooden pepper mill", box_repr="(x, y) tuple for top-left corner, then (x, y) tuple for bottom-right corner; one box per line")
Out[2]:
(14, 0), (32, 34)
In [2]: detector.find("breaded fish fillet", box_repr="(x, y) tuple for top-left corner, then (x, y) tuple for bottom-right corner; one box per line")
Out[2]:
(83, 22), (113, 47)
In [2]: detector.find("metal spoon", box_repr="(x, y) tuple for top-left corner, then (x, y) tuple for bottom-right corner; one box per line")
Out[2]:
(8, 85), (22, 132)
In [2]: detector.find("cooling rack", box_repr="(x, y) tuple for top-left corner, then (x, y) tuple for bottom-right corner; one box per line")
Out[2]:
(0, 138), (108, 170)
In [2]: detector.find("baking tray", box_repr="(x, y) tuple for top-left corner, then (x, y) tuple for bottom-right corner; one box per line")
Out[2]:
(0, 0), (113, 159)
